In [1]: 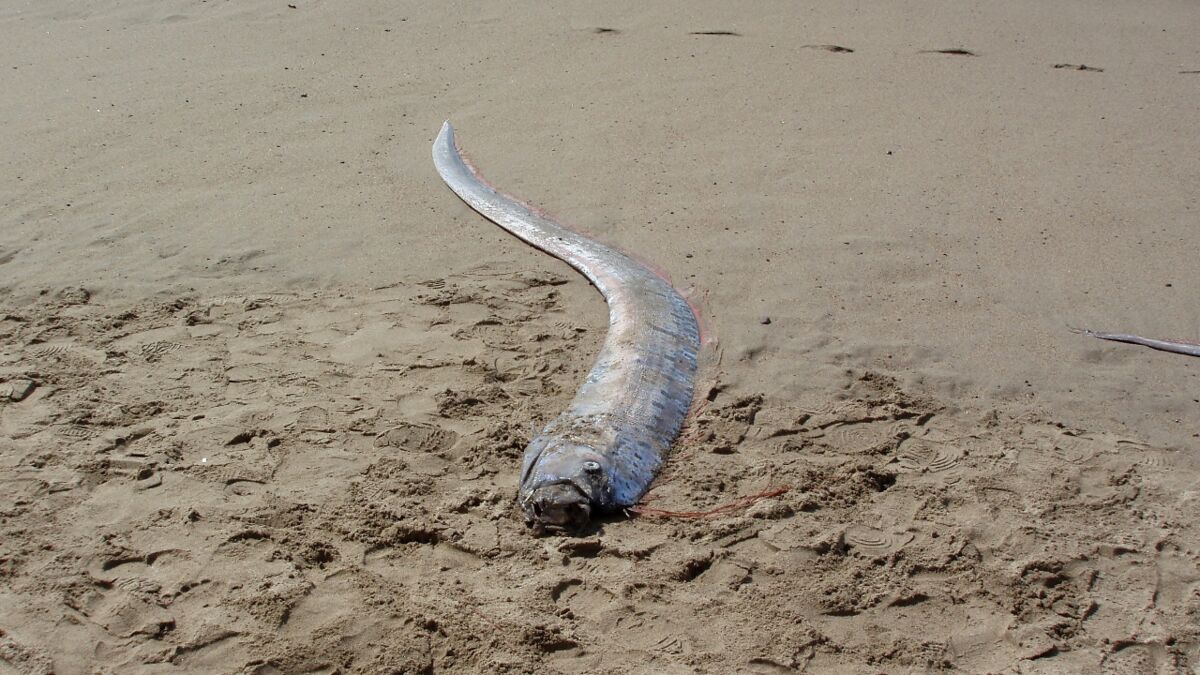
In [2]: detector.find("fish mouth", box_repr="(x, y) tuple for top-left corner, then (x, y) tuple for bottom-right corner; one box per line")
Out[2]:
(522, 481), (593, 532)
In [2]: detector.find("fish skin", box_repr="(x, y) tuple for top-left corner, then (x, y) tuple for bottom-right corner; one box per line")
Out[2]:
(432, 122), (700, 530)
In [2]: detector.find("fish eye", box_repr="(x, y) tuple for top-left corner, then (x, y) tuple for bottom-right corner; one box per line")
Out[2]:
(582, 461), (601, 473)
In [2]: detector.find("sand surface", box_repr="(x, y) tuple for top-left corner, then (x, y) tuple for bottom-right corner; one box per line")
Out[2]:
(2, 1), (1198, 672)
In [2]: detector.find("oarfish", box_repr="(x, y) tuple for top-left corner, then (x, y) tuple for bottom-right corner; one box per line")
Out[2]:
(432, 122), (700, 531)
(1071, 327), (1200, 357)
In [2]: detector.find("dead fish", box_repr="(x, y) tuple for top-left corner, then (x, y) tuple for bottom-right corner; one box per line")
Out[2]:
(1071, 327), (1200, 357)
(432, 122), (700, 532)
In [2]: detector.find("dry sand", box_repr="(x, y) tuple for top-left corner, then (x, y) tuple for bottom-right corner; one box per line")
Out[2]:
(2, 1), (1198, 672)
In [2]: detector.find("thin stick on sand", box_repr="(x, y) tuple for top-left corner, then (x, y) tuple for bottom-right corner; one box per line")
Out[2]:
(1070, 326), (1200, 357)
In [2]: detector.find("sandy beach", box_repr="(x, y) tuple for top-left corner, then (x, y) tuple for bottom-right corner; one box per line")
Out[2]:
(1, 0), (1198, 672)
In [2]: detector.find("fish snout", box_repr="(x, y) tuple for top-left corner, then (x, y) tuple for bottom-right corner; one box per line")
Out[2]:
(524, 483), (592, 531)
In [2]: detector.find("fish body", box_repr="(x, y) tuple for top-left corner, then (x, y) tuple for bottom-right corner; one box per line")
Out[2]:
(432, 122), (700, 530)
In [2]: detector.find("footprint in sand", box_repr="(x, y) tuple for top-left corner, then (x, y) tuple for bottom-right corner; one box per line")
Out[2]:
(192, 463), (274, 487)
(374, 421), (459, 453)
(223, 479), (264, 497)
(57, 425), (97, 441)
(897, 439), (964, 483)
(1022, 426), (1106, 465)
(416, 282), (478, 307)
(81, 552), (185, 640)
(843, 525), (915, 556)
(201, 293), (294, 308)
(29, 344), (72, 358)
(825, 420), (905, 454)
(1133, 453), (1172, 471)
(1110, 439), (1177, 472)
(548, 576), (700, 658)
(1049, 434), (1103, 464)
(510, 270), (569, 288)
(453, 320), (524, 351)
(295, 405), (334, 433)
(26, 343), (106, 364)
(224, 363), (280, 383)
(138, 340), (183, 361)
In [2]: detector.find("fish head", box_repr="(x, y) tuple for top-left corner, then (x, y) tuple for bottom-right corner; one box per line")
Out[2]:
(524, 482), (593, 531)
(519, 438), (613, 532)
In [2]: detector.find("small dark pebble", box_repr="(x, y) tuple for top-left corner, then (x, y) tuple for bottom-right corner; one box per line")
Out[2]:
(802, 44), (854, 53)
(7, 379), (37, 402)
(760, 317), (772, 325)
(1054, 63), (1103, 72)
(921, 48), (977, 56)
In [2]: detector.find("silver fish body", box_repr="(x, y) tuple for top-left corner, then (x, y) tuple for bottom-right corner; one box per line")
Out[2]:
(432, 122), (700, 530)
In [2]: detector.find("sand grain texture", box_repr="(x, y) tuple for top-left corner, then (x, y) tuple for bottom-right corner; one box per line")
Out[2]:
(2, 0), (1198, 672)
